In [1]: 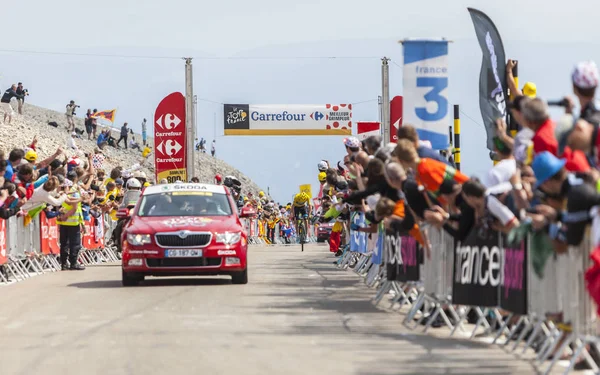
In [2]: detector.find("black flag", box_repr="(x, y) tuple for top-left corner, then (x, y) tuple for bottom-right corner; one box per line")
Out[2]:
(468, 8), (508, 152)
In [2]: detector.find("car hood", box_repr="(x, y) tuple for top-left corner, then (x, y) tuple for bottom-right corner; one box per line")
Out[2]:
(127, 215), (241, 234)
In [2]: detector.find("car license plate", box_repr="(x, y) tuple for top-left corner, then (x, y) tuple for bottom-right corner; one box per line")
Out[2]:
(165, 249), (203, 257)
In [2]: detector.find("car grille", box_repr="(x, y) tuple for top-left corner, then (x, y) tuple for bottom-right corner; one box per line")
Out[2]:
(155, 233), (212, 248)
(146, 258), (222, 268)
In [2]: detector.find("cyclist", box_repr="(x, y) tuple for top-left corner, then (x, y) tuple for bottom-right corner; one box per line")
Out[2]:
(292, 191), (312, 244)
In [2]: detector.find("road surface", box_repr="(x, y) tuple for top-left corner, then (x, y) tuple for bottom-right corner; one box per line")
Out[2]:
(0, 244), (543, 375)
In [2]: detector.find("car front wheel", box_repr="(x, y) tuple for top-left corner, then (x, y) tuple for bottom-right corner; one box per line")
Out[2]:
(122, 270), (144, 287)
(231, 269), (248, 285)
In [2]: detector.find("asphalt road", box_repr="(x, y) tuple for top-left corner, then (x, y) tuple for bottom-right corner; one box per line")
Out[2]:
(0, 244), (545, 375)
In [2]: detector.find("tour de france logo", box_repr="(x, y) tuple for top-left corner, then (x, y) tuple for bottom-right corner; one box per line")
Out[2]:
(226, 107), (247, 125)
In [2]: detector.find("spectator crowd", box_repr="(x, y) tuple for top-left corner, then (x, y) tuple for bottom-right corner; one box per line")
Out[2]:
(301, 59), (600, 370)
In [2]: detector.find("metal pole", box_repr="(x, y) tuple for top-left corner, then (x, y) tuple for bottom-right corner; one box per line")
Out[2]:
(381, 57), (390, 144)
(508, 60), (518, 138)
(377, 95), (383, 137)
(453, 105), (461, 171)
(184, 57), (195, 181)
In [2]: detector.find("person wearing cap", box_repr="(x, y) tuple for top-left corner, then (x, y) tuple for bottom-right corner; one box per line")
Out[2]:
(565, 61), (600, 125)
(343, 137), (361, 156)
(56, 169), (85, 270)
(65, 100), (77, 133)
(529, 151), (599, 249)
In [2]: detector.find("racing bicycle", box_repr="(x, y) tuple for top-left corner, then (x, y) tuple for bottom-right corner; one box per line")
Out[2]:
(296, 213), (309, 252)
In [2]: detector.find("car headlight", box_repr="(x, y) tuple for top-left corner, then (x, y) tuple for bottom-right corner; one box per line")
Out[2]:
(126, 234), (151, 246)
(215, 232), (241, 245)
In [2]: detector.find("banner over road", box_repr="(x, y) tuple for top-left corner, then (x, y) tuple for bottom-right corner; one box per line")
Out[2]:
(224, 104), (352, 136)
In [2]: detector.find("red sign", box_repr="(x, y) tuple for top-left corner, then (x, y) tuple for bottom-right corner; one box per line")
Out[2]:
(356, 121), (381, 141)
(154, 92), (187, 183)
(0, 219), (6, 265)
(390, 96), (403, 143)
(40, 211), (59, 255)
(82, 216), (104, 250)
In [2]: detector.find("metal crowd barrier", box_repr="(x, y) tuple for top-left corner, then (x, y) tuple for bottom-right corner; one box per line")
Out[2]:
(335, 214), (600, 375)
(0, 212), (120, 285)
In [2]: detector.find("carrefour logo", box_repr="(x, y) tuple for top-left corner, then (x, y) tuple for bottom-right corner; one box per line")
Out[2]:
(310, 111), (324, 121)
(251, 111), (306, 122)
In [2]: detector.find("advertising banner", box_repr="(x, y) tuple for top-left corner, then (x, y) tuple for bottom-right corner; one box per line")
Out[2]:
(40, 211), (59, 255)
(468, 8), (508, 152)
(154, 92), (187, 183)
(371, 221), (385, 265)
(0, 219), (6, 265)
(224, 104), (352, 136)
(402, 39), (450, 150)
(390, 96), (403, 143)
(500, 236), (528, 315)
(82, 217), (104, 250)
(386, 232), (420, 282)
(350, 212), (366, 254)
(355, 121), (380, 141)
(453, 228), (501, 307)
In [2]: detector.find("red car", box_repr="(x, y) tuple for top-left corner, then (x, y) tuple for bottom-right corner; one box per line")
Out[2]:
(120, 183), (250, 286)
(317, 222), (333, 243)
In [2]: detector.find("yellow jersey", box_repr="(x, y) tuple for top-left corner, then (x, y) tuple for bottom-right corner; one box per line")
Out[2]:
(293, 192), (310, 208)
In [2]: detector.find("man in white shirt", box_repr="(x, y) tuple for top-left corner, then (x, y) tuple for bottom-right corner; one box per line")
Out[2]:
(484, 136), (517, 188)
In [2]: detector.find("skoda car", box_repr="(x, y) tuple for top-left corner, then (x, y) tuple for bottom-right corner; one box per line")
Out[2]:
(120, 183), (250, 286)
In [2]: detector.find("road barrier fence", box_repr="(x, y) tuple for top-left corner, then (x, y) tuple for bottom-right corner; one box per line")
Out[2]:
(335, 211), (599, 375)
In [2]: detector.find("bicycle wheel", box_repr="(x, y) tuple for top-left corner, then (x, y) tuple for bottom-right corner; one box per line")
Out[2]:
(298, 222), (306, 251)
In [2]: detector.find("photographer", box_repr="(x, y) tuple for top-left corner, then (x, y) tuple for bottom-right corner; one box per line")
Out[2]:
(2, 84), (25, 125)
(16, 82), (28, 115)
(65, 100), (79, 133)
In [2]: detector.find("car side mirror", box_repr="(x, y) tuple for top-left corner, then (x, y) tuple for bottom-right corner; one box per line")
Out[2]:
(239, 206), (256, 218)
(116, 207), (131, 219)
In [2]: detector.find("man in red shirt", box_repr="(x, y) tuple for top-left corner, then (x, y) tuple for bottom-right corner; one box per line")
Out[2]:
(521, 98), (558, 155)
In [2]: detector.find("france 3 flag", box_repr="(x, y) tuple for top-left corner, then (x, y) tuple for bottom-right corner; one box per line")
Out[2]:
(402, 39), (450, 150)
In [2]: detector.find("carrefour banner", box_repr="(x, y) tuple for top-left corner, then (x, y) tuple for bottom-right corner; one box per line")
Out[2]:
(224, 104), (352, 136)
(402, 39), (450, 150)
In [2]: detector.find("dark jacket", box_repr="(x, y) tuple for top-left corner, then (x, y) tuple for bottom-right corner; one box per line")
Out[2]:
(16, 87), (27, 102)
(121, 125), (128, 136)
(1, 88), (24, 103)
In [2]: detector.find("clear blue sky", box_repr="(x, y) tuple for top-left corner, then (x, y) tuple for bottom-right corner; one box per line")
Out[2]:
(2, 0), (600, 202)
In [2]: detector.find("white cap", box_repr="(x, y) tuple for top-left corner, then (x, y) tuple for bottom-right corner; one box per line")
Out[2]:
(572, 61), (599, 89)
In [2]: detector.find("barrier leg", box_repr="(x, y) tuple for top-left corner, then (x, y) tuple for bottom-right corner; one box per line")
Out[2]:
(537, 322), (561, 363)
(449, 306), (471, 337)
(372, 280), (393, 306)
(522, 318), (545, 354)
(510, 316), (532, 352)
(469, 307), (492, 339)
(403, 291), (427, 329)
(502, 315), (527, 346)
(542, 332), (573, 375)
(492, 313), (513, 345)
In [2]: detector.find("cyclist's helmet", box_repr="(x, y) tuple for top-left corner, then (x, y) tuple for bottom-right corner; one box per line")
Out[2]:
(317, 161), (328, 171)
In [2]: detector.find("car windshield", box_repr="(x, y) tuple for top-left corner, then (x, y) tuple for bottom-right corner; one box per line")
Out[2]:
(137, 191), (232, 217)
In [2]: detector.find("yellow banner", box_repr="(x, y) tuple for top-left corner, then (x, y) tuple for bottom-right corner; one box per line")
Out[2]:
(299, 184), (312, 198)
(157, 169), (187, 184)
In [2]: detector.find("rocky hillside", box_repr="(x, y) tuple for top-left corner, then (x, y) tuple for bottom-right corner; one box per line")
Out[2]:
(0, 103), (266, 196)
